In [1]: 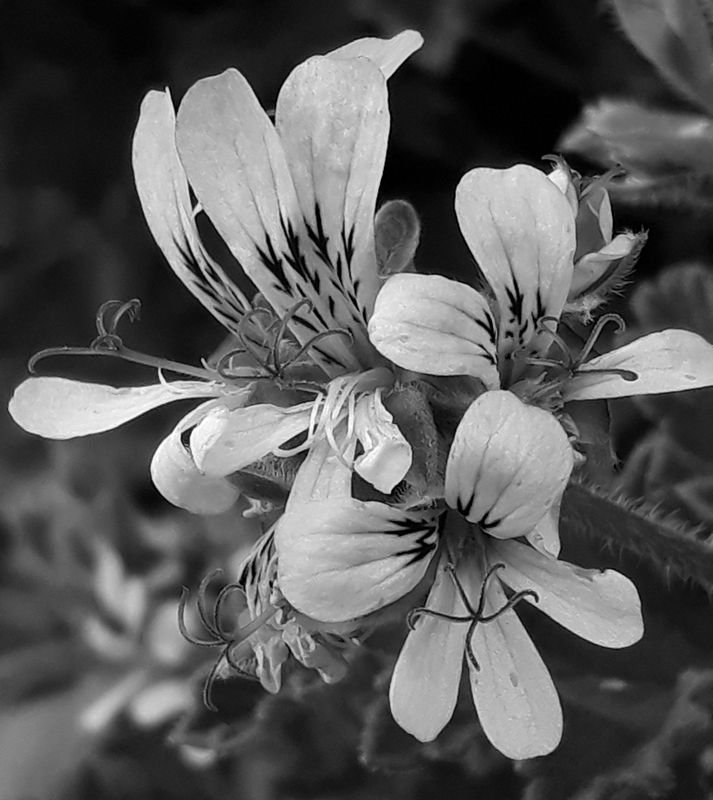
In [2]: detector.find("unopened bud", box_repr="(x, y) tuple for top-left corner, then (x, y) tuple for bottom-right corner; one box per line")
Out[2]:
(374, 199), (421, 276)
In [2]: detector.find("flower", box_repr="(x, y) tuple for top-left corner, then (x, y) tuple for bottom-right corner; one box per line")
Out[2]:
(9, 30), (425, 513)
(273, 388), (642, 757)
(368, 163), (713, 417)
(271, 162), (713, 758)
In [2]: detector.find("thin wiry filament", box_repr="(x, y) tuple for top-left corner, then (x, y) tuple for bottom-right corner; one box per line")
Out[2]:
(407, 561), (539, 671)
(28, 297), (216, 382)
(525, 314), (637, 382)
(178, 569), (276, 711)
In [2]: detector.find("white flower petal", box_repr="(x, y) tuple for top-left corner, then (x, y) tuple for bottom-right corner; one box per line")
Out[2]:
(492, 539), (644, 648)
(175, 69), (358, 375)
(8, 377), (222, 439)
(132, 90), (250, 334)
(455, 165), (575, 365)
(150, 399), (246, 514)
(525, 504), (561, 558)
(445, 391), (573, 538)
(353, 390), (412, 492)
(151, 428), (240, 515)
(275, 497), (440, 622)
(276, 55), (387, 345)
(190, 401), (313, 477)
(368, 273), (499, 387)
(327, 30), (423, 78)
(390, 556), (468, 742)
(287, 432), (355, 506)
(564, 329), (713, 401)
(464, 560), (562, 759)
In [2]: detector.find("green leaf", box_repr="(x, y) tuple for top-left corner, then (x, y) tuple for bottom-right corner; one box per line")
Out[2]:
(561, 479), (713, 593)
(610, 0), (713, 112)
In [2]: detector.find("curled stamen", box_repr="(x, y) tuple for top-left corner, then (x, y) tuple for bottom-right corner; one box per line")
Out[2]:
(279, 328), (353, 373)
(215, 347), (272, 381)
(573, 313), (626, 368)
(268, 298), (312, 374)
(407, 561), (538, 672)
(479, 588), (539, 622)
(27, 299), (216, 381)
(178, 571), (278, 712)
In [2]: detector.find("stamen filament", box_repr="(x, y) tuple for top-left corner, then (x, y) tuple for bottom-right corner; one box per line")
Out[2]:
(573, 313), (625, 367)
(28, 343), (216, 382)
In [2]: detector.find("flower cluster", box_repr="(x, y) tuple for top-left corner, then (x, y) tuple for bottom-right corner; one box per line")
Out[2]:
(11, 29), (713, 759)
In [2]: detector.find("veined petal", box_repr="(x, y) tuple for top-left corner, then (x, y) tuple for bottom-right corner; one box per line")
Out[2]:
(276, 55), (387, 349)
(189, 401), (314, 476)
(150, 402), (241, 514)
(464, 560), (563, 760)
(9, 377), (224, 439)
(564, 329), (713, 401)
(176, 70), (359, 375)
(132, 90), (250, 335)
(327, 30), (423, 78)
(455, 165), (576, 365)
(445, 391), (573, 538)
(368, 273), (500, 387)
(287, 431), (354, 506)
(389, 555), (468, 742)
(353, 390), (412, 493)
(491, 539), (643, 648)
(275, 497), (440, 622)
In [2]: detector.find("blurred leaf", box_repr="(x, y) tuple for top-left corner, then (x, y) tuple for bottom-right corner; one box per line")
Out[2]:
(0, 674), (115, 800)
(573, 669), (713, 799)
(560, 100), (713, 210)
(610, 0), (713, 112)
(632, 262), (713, 338)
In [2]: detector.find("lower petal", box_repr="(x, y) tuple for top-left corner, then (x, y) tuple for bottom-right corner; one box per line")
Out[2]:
(464, 562), (562, 760)
(564, 329), (713, 400)
(390, 556), (468, 742)
(491, 539), (643, 648)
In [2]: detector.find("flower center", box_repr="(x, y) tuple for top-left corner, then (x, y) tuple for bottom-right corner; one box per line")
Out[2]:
(510, 313), (638, 407)
(216, 298), (353, 391)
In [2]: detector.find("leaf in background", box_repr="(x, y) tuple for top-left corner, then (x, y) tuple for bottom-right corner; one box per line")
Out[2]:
(610, 0), (713, 113)
(559, 100), (713, 209)
(0, 674), (116, 800)
(572, 669), (713, 799)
